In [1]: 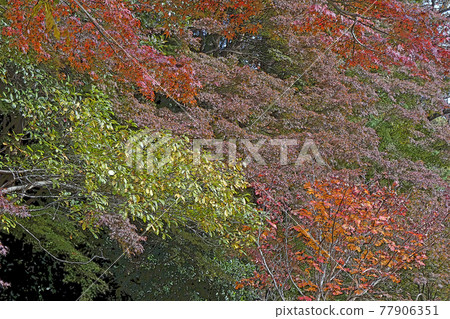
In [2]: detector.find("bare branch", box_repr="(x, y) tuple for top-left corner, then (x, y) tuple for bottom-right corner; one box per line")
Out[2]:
(0, 181), (54, 195)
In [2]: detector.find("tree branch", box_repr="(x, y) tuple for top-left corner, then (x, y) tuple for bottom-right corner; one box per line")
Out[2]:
(0, 181), (54, 194)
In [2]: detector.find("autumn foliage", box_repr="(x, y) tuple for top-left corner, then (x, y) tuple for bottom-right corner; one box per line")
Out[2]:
(0, 0), (448, 300)
(3, 0), (202, 103)
(291, 0), (450, 77)
(4, 0), (448, 104)
(149, 0), (264, 37)
(240, 179), (445, 300)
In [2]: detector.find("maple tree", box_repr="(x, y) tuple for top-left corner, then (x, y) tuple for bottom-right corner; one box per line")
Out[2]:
(4, 0), (446, 102)
(147, 0), (264, 37)
(3, 0), (202, 103)
(239, 179), (446, 300)
(0, 0), (448, 300)
(1, 0), (265, 104)
(289, 0), (449, 77)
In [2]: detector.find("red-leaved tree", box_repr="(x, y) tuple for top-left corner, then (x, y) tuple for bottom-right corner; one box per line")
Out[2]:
(240, 179), (446, 300)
